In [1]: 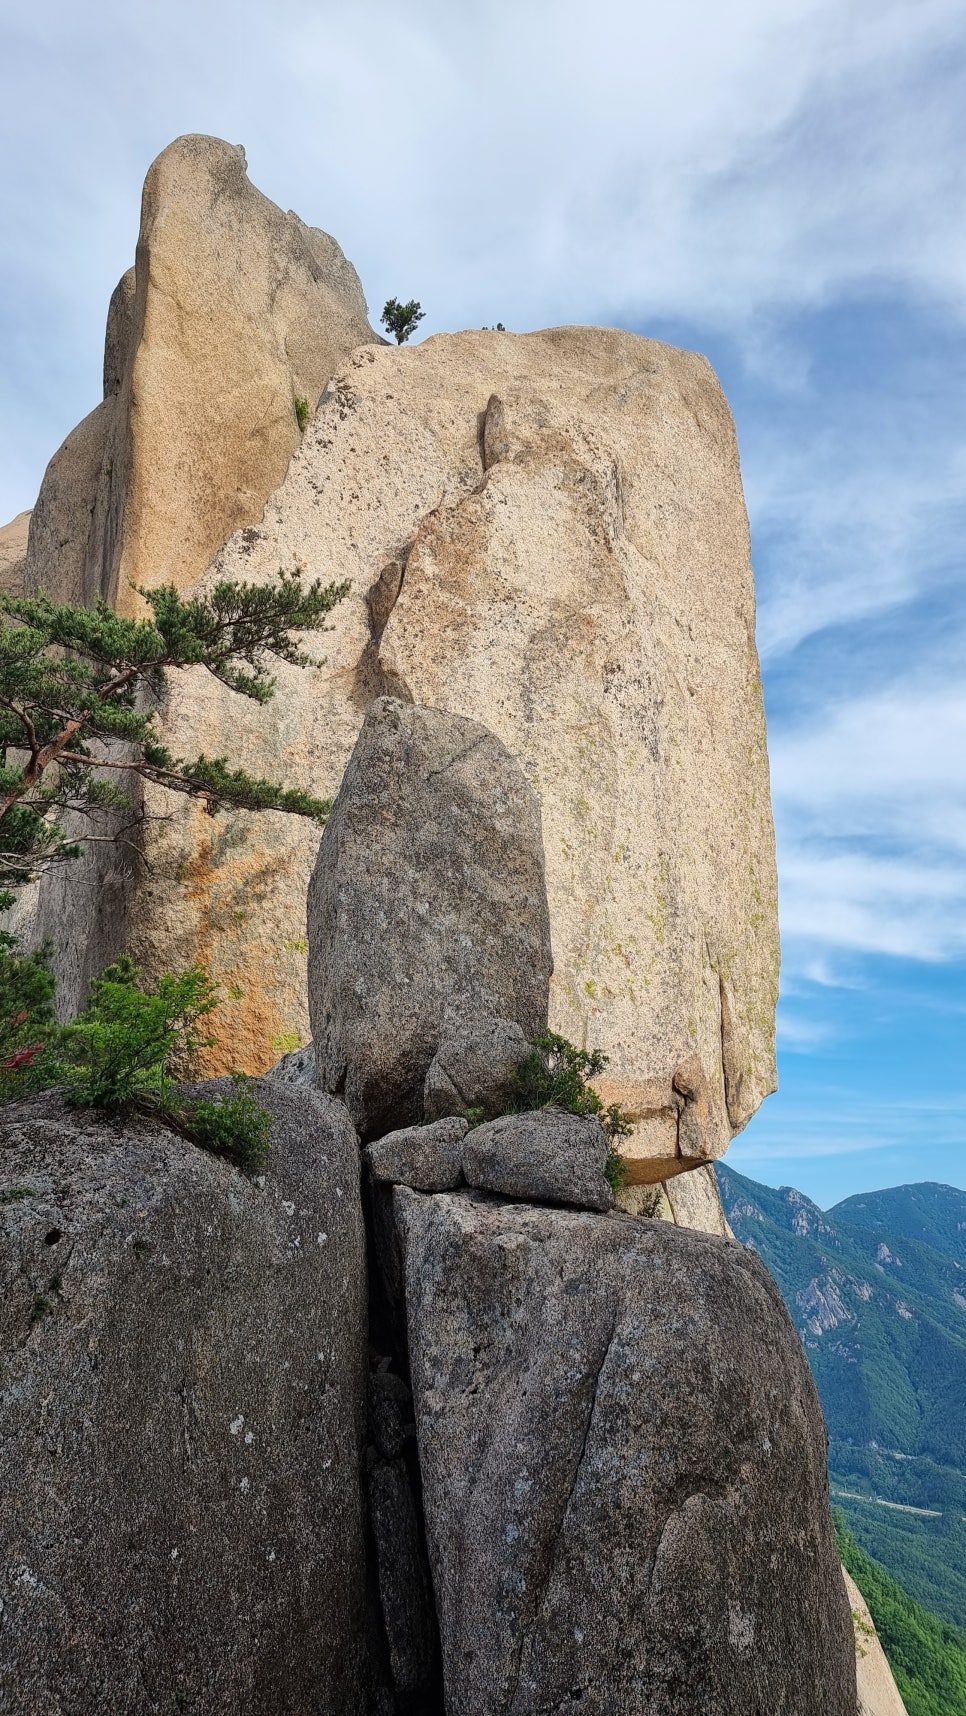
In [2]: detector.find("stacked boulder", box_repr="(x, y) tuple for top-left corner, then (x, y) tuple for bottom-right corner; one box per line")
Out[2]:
(310, 698), (856, 1716)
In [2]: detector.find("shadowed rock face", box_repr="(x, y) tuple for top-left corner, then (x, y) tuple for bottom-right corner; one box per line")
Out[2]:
(24, 132), (375, 617)
(308, 698), (553, 1139)
(395, 1189), (856, 1716)
(0, 1083), (368, 1715)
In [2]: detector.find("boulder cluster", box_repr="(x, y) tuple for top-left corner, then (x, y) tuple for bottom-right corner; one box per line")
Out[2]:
(0, 137), (864, 1714)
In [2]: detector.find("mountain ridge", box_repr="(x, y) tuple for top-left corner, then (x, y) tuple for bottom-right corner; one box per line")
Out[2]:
(717, 1162), (966, 1629)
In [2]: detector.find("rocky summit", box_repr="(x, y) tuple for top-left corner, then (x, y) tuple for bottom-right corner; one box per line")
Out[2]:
(0, 135), (870, 1715)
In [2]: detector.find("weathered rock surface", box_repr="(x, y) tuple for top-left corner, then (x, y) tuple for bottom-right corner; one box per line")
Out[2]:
(265, 1041), (317, 1087)
(462, 1110), (613, 1211)
(24, 133), (375, 616)
(664, 1160), (734, 1236)
(844, 1569), (908, 1716)
(366, 1117), (468, 1193)
(0, 508), (30, 596)
(118, 322), (777, 1172)
(395, 1189), (855, 1716)
(423, 1010), (529, 1122)
(308, 698), (553, 1139)
(0, 1082), (368, 1714)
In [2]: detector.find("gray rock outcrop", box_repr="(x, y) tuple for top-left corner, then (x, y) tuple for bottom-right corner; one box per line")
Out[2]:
(423, 1010), (530, 1122)
(0, 1081), (368, 1714)
(308, 698), (553, 1139)
(366, 1116), (468, 1193)
(462, 1110), (614, 1211)
(395, 1188), (856, 1716)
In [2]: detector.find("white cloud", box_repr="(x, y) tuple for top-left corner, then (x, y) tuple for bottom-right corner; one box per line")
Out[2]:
(771, 665), (966, 962)
(2, 0), (966, 520)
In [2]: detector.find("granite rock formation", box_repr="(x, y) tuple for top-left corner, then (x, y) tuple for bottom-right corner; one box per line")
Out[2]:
(0, 1082), (368, 1714)
(0, 508), (30, 597)
(462, 1109), (614, 1211)
(844, 1569), (909, 1716)
(24, 133), (375, 617)
(124, 321), (779, 1183)
(308, 698), (553, 1139)
(393, 1187), (856, 1716)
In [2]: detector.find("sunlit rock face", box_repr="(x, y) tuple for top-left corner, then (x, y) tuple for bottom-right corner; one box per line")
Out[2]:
(140, 324), (778, 1178)
(19, 139), (778, 1180)
(23, 132), (376, 616)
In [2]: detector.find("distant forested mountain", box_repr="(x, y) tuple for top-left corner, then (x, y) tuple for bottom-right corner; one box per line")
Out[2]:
(717, 1163), (966, 1629)
(833, 1182), (966, 1269)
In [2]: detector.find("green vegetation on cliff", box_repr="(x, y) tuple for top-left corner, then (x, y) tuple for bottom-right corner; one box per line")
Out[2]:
(0, 569), (345, 905)
(837, 1514), (966, 1716)
(717, 1162), (966, 1629)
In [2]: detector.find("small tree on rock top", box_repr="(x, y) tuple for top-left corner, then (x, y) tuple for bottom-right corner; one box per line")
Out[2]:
(381, 298), (425, 345)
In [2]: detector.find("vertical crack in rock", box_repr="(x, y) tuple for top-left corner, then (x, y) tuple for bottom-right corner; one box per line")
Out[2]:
(504, 1309), (620, 1716)
(362, 1180), (445, 1716)
(350, 552), (414, 712)
(718, 970), (750, 1136)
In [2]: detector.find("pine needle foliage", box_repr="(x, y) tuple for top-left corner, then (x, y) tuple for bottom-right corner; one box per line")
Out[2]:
(380, 298), (425, 344)
(0, 568), (347, 905)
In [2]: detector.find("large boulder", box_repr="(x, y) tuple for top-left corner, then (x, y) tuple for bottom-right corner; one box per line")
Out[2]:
(395, 1188), (856, 1716)
(24, 134), (375, 617)
(462, 1110), (613, 1211)
(0, 508), (30, 597)
(0, 1082), (368, 1714)
(308, 698), (553, 1138)
(112, 322), (778, 1178)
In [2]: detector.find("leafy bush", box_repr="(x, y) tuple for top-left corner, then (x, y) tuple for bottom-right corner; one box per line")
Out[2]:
(182, 1076), (271, 1173)
(0, 934), (59, 1099)
(61, 957), (218, 1111)
(0, 948), (271, 1174)
(294, 395), (310, 433)
(513, 1030), (633, 1192)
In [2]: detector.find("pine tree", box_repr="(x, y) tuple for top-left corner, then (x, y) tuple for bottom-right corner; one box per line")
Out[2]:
(0, 568), (348, 908)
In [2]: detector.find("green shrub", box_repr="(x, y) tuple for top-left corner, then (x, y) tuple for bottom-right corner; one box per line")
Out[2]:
(0, 949), (272, 1176)
(294, 395), (310, 433)
(513, 1030), (633, 1192)
(0, 935), (60, 1100)
(181, 1075), (271, 1173)
(61, 957), (218, 1112)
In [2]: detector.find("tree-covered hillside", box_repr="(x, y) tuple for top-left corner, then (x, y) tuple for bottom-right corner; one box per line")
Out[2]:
(837, 1515), (966, 1716)
(717, 1163), (966, 1628)
(833, 1182), (966, 1268)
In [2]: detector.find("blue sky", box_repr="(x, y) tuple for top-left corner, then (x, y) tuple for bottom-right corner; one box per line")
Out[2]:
(1, 0), (964, 1205)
